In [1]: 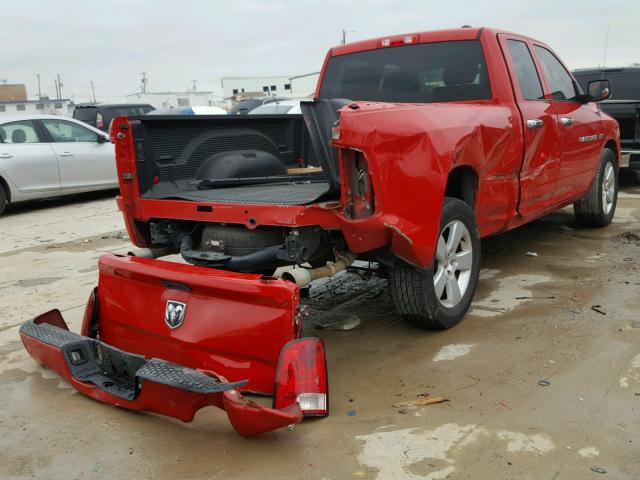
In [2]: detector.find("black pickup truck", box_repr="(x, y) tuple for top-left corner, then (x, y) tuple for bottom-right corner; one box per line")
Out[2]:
(574, 68), (640, 173)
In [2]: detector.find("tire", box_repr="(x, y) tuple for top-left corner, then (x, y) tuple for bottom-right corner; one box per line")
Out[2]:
(389, 197), (481, 329)
(0, 185), (7, 216)
(574, 148), (618, 227)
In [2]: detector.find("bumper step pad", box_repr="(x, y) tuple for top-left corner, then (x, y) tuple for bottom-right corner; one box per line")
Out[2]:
(19, 310), (303, 437)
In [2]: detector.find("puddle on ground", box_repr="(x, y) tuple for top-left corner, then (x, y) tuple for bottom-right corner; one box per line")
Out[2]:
(470, 274), (552, 317)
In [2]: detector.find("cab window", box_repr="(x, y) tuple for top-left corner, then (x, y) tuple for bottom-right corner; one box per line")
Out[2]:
(319, 40), (491, 103)
(506, 40), (544, 101)
(42, 119), (99, 142)
(534, 46), (579, 101)
(0, 120), (42, 144)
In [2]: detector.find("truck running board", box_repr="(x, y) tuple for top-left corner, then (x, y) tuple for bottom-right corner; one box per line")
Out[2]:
(20, 310), (303, 437)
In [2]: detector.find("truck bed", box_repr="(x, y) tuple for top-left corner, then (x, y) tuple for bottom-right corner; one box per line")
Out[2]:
(143, 180), (330, 205)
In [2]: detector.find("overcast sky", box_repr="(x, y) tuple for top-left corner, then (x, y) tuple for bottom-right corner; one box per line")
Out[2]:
(5, 0), (639, 102)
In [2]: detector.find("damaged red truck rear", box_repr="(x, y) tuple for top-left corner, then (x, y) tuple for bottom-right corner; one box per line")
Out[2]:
(21, 27), (619, 436)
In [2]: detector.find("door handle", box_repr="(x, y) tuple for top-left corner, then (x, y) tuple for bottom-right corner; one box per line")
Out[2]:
(59, 152), (73, 156)
(0, 153), (12, 158)
(526, 119), (544, 129)
(560, 117), (574, 126)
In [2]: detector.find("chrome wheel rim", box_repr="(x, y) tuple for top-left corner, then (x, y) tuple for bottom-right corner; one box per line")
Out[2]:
(602, 161), (615, 215)
(433, 220), (473, 308)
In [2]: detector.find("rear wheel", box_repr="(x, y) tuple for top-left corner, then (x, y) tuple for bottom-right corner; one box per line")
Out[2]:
(0, 185), (7, 216)
(389, 197), (481, 329)
(574, 148), (618, 227)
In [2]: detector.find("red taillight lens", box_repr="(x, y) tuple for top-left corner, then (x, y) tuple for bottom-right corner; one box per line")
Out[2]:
(80, 287), (98, 337)
(274, 338), (328, 416)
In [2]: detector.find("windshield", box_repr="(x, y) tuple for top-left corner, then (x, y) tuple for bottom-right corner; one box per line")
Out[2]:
(319, 40), (491, 103)
(573, 70), (640, 100)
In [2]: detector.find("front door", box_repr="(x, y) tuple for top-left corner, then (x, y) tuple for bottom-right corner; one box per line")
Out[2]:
(0, 119), (60, 193)
(38, 118), (116, 190)
(531, 44), (604, 203)
(499, 35), (564, 219)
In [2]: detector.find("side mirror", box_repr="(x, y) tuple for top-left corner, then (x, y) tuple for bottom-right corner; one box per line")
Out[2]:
(97, 134), (108, 143)
(586, 79), (611, 103)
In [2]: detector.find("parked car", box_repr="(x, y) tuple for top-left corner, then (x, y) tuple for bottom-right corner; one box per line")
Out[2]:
(73, 103), (155, 131)
(228, 96), (288, 115)
(573, 68), (640, 173)
(21, 27), (619, 437)
(248, 99), (302, 115)
(0, 115), (117, 215)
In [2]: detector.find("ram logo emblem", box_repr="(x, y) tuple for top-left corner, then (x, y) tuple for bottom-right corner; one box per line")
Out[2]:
(165, 300), (187, 329)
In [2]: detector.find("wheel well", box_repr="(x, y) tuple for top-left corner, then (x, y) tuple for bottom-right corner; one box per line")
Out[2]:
(604, 140), (618, 163)
(0, 175), (9, 202)
(444, 166), (477, 207)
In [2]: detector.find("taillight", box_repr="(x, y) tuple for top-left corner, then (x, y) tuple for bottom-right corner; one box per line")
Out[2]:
(80, 287), (98, 337)
(96, 112), (104, 129)
(273, 338), (328, 416)
(341, 148), (374, 219)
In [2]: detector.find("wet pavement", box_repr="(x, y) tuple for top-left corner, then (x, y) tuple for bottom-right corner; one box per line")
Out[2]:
(1, 182), (639, 479)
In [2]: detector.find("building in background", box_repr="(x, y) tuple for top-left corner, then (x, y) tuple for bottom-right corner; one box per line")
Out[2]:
(0, 98), (72, 116)
(0, 84), (27, 102)
(221, 76), (293, 100)
(289, 72), (320, 97)
(124, 91), (224, 109)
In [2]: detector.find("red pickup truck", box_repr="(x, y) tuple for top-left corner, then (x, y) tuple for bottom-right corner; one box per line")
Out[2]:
(20, 27), (619, 436)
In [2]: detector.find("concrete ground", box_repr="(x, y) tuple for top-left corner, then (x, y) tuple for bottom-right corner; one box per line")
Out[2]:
(1, 181), (639, 480)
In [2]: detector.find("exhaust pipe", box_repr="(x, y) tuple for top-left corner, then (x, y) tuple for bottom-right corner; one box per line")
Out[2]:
(282, 251), (357, 288)
(127, 246), (176, 259)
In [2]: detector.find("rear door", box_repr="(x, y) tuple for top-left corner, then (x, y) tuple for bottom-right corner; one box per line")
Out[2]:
(0, 119), (60, 193)
(532, 45), (603, 203)
(38, 118), (116, 190)
(499, 35), (563, 218)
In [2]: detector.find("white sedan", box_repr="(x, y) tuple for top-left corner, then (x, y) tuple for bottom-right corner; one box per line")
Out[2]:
(0, 114), (117, 215)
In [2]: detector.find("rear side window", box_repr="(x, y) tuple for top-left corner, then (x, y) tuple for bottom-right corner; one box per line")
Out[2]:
(319, 40), (491, 103)
(534, 46), (578, 101)
(0, 120), (41, 144)
(74, 107), (97, 122)
(506, 40), (544, 100)
(110, 106), (155, 115)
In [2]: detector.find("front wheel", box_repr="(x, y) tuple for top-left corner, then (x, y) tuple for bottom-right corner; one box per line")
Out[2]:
(574, 148), (618, 227)
(389, 197), (481, 329)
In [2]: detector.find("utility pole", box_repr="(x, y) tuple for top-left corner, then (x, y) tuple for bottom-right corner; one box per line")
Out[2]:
(90, 81), (96, 103)
(57, 74), (63, 99)
(36, 74), (42, 98)
(54, 78), (59, 99)
(191, 80), (197, 92)
(140, 72), (148, 93)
